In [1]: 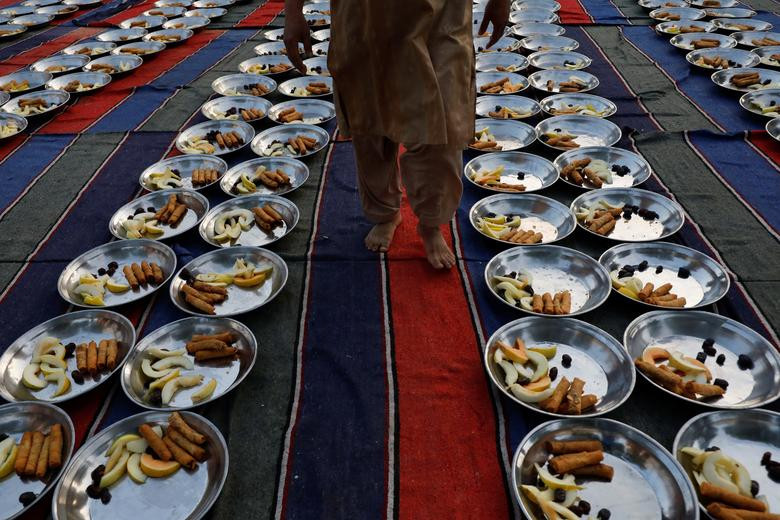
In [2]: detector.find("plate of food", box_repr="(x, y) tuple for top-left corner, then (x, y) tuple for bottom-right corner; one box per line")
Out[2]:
(686, 47), (759, 70)
(220, 157), (308, 197)
(0, 113), (26, 139)
(528, 50), (592, 70)
(52, 411), (227, 520)
(688, 0), (739, 7)
(31, 55), (90, 75)
(118, 15), (167, 30)
(0, 71), (52, 96)
(751, 45), (780, 67)
(311, 28), (330, 41)
(674, 409), (780, 517)
(140, 154), (228, 191)
(198, 195), (299, 248)
(521, 35), (578, 52)
(627, 311), (780, 408)
(143, 28), (193, 45)
(121, 317), (256, 410)
(302, 56), (329, 76)
(84, 55), (144, 76)
(109, 189), (209, 241)
(0, 310), (136, 403)
(732, 31), (780, 48)
(511, 21), (565, 37)
(477, 71), (529, 95)
(144, 6), (187, 17)
(705, 7), (757, 18)
(268, 99), (336, 125)
(554, 146), (651, 188)
(600, 241), (729, 309)
(238, 55), (294, 76)
(0, 24), (28, 39)
(12, 13), (54, 27)
(1, 89), (69, 118)
(175, 120), (254, 156)
(474, 35), (522, 53)
(512, 0), (560, 12)
(485, 317), (634, 417)
(476, 94), (541, 120)
(0, 5), (35, 16)
(46, 71), (111, 95)
(649, 7), (705, 21)
(475, 51), (529, 73)
(262, 27), (285, 41)
(0, 402), (75, 520)
(766, 116), (780, 140)
(111, 41), (166, 57)
(35, 4), (78, 16)
(528, 70), (599, 94)
(712, 67), (780, 92)
(540, 93), (617, 117)
(571, 188), (684, 241)
(303, 2), (329, 14)
(192, 0), (234, 7)
(211, 73), (276, 97)
(537, 116), (621, 151)
(470, 193), (575, 245)
(470, 118), (537, 152)
(58, 240), (176, 308)
(163, 16), (210, 30)
(712, 18), (771, 32)
(170, 247), (288, 317)
(253, 40), (303, 56)
(251, 122), (330, 158)
(201, 95), (272, 123)
(509, 7), (559, 24)
(304, 12), (329, 27)
(62, 41), (116, 57)
(639, 0), (687, 9)
(96, 28), (148, 43)
(655, 19), (715, 35)
(513, 418), (699, 519)
(278, 75), (332, 98)
(312, 41), (329, 56)
(464, 151), (558, 193)
(670, 33), (737, 51)
(485, 245), (611, 315)
(155, 0), (192, 6)
(740, 88), (780, 117)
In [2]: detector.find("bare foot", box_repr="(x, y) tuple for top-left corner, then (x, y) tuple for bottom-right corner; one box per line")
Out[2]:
(365, 213), (402, 252)
(417, 224), (455, 269)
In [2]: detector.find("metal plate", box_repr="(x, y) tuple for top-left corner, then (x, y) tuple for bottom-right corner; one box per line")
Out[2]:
(712, 17), (771, 32)
(600, 241), (730, 309)
(199, 195), (299, 248)
(655, 20), (715, 35)
(268, 98), (335, 125)
(169, 247), (288, 317)
(0, 24), (27, 39)
(118, 15), (167, 29)
(201, 95), (272, 123)
(705, 7), (756, 17)
(476, 51), (529, 72)
(278, 75), (332, 98)
(155, 0), (192, 6)
(220, 157), (309, 197)
(1, 89), (69, 117)
(767, 116), (780, 140)
(485, 317), (634, 416)
(211, 73), (276, 96)
(512, 0), (560, 12)
(22, 0), (61, 6)
(485, 245), (611, 315)
(52, 411), (228, 520)
(0, 70), (51, 96)
(63, 0), (102, 6)
(84, 55), (143, 75)
(11, 13), (53, 26)
(192, 0), (233, 7)
(237, 55), (293, 76)
(261, 27), (283, 41)
(712, 66), (780, 92)
(540, 93), (617, 117)
(304, 12), (329, 27)
(143, 6), (187, 17)
(302, 56), (328, 76)
(186, 7), (226, 18)
(537, 116), (621, 150)
(639, 0), (687, 8)
(685, 47), (759, 69)
(0, 310), (136, 403)
(253, 40), (299, 56)
(251, 122), (329, 159)
(143, 28), (193, 45)
(570, 187), (684, 241)
(521, 35), (578, 52)
(470, 193), (576, 245)
(528, 50), (592, 70)
(625, 311), (780, 408)
(511, 21), (565, 37)
(513, 418), (699, 520)
(0, 5), (35, 16)
(740, 88), (780, 117)
(554, 146), (651, 189)
(670, 32), (737, 50)
(472, 10), (511, 38)
(312, 41), (328, 56)
(36, 5), (79, 16)
(303, 1), (329, 14)
(46, 71), (111, 95)
(733, 30), (780, 48)
(120, 317), (256, 411)
(476, 94), (541, 119)
(471, 118), (537, 152)
(528, 69), (599, 94)
(509, 7), (559, 24)
(311, 28), (330, 41)
(649, 6), (705, 20)
(476, 71), (529, 95)
(140, 154), (228, 191)
(0, 402), (75, 520)
(474, 35), (521, 53)
(175, 120), (254, 156)
(62, 41), (116, 57)
(0, 112), (27, 139)
(109, 189), (209, 241)
(162, 16), (210, 30)
(751, 45), (780, 67)
(674, 409), (780, 515)
(31, 55), (90, 75)
(464, 151), (558, 193)
(57, 240), (177, 308)
(111, 41), (166, 57)
(689, 0), (739, 6)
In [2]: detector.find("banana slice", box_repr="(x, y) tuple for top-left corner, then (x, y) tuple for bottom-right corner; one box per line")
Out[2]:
(162, 374), (204, 404)
(148, 348), (187, 359)
(151, 356), (194, 371)
(141, 358), (174, 379)
(191, 378), (217, 402)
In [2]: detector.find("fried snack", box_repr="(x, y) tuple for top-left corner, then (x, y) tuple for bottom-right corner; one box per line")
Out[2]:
(169, 412), (206, 445)
(162, 435), (196, 470)
(151, 262), (164, 284)
(241, 108), (265, 121)
(693, 38), (722, 49)
(24, 431), (45, 477)
(541, 292), (554, 314)
(87, 340), (98, 376)
(753, 37), (780, 46)
(558, 393), (597, 414)
(191, 332), (237, 344)
(685, 381), (725, 397)
(186, 339), (229, 354)
(76, 343), (88, 372)
(570, 463), (615, 481)
(107, 339), (118, 370)
(48, 424), (63, 469)
(141, 261), (154, 282)
(185, 293), (216, 315)
(14, 432), (33, 476)
(181, 284), (224, 304)
(540, 377), (570, 412)
(97, 339), (108, 372)
(638, 282), (654, 301)
(305, 81), (331, 95)
(123, 265), (139, 290)
(730, 72), (760, 87)
(548, 450), (604, 475)
(545, 439), (604, 454)
(167, 428), (207, 461)
(194, 347), (237, 361)
(564, 377), (585, 415)
(646, 297), (686, 307)
(131, 262), (147, 285)
(635, 359), (683, 393)
(700, 482), (767, 512)
(191, 282), (228, 297)
(35, 435), (50, 479)
(708, 503), (780, 520)
(531, 294), (543, 313)
(138, 423), (171, 461)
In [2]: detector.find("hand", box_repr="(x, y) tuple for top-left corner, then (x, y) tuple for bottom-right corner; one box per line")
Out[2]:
(479, 0), (510, 49)
(283, 5), (312, 74)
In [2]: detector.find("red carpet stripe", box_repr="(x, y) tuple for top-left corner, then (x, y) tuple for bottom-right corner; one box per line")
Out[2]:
(747, 130), (780, 167)
(387, 201), (511, 520)
(558, 0), (592, 24)
(38, 30), (222, 134)
(236, 0), (283, 27)
(0, 27), (98, 75)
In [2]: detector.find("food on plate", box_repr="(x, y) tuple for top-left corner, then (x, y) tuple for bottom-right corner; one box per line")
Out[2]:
(664, 23), (707, 34)
(245, 62), (292, 74)
(494, 64), (521, 72)
(128, 20), (149, 28)
(545, 77), (588, 92)
(476, 212), (548, 244)
(261, 134), (320, 156)
(179, 257), (273, 314)
(122, 261), (165, 290)
(468, 165), (527, 192)
(655, 11), (681, 20)
(1, 423), (64, 485)
(491, 273), (572, 314)
(121, 195), (189, 238)
(575, 199), (659, 235)
(117, 46), (155, 55)
(1, 80), (30, 92)
(560, 157), (632, 187)
(731, 71), (761, 88)
(488, 105), (531, 119)
(470, 127), (501, 150)
(251, 203), (285, 231)
(540, 130), (579, 149)
(694, 55), (737, 69)
(74, 45), (110, 56)
(274, 106), (307, 123)
(307, 17), (327, 26)
(44, 65), (67, 73)
(288, 81), (331, 96)
(224, 82), (270, 96)
(216, 106), (265, 122)
(210, 208), (253, 243)
(230, 165), (292, 194)
(148, 33), (181, 43)
(73, 259), (163, 305)
(549, 103), (610, 116)
(62, 80), (97, 93)
(88, 61), (135, 74)
(749, 100), (780, 116)
(691, 38), (723, 49)
(11, 97), (52, 116)
(634, 344), (729, 399)
(0, 118), (22, 138)
(0, 27), (26, 37)
(479, 76), (525, 94)
(180, 130), (244, 154)
(752, 37), (780, 46)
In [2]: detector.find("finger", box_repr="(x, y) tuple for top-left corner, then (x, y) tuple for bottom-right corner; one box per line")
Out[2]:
(303, 30), (313, 58)
(486, 20), (502, 48)
(285, 38), (306, 74)
(478, 15), (489, 36)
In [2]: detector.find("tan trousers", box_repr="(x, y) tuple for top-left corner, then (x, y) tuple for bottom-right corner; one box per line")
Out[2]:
(352, 135), (463, 227)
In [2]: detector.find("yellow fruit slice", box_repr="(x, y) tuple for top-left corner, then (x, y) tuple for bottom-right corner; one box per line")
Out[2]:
(0, 443), (18, 479)
(44, 371), (71, 397)
(100, 449), (130, 488)
(106, 279), (130, 294)
(618, 286), (638, 300)
(191, 378), (217, 402)
(22, 364), (47, 390)
(529, 344), (557, 359)
(39, 354), (67, 370)
(534, 463), (584, 490)
(127, 453), (147, 484)
(106, 434), (142, 457)
(149, 369), (181, 391)
(82, 294), (105, 306)
(233, 272), (266, 288)
(498, 340), (528, 363)
(139, 453), (180, 478)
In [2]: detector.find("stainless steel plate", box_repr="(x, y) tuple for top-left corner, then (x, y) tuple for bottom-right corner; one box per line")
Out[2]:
(0, 402), (75, 520)
(0, 112), (27, 139)
(767, 116), (780, 140)
(537, 116), (621, 150)
(649, 6), (705, 20)
(513, 418), (699, 519)
(143, 28), (193, 45)
(685, 47), (759, 69)
(0, 310), (136, 403)
(253, 40), (300, 56)
(476, 94), (541, 119)
(170, 247), (288, 317)
(474, 35), (521, 53)
(475, 51), (529, 72)
(237, 55), (294, 76)
(162, 16), (210, 30)
(674, 409), (780, 514)
(540, 93), (617, 117)
(109, 189), (209, 241)
(485, 245), (611, 316)
(111, 41), (166, 57)
(62, 41), (116, 57)
(509, 7), (559, 24)
(96, 28), (148, 43)
(64, 0), (103, 6)
(473, 10), (511, 38)
(220, 156), (309, 197)
(733, 30), (780, 48)
(554, 146), (651, 189)
(705, 7), (756, 17)
(689, 0), (738, 7)
(570, 187), (684, 241)
(58, 240), (177, 308)
(476, 71), (529, 95)
(46, 71), (111, 95)
(521, 34), (578, 52)
(192, 0), (233, 7)
(0, 5), (35, 16)
(0, 24), (27, 39)
(211, 73), (276, 96)
(199, 195), (299, 248)
(639, 0), (686, 7)
(201, 95), (272, 123)
(251, 122), (329, 159)
(471, 118), (537, 152)
(0, 70), (51, 96)
(485, 317), (634, 416)
(268, 98), (335, 125)
(712, 66), (780, 92)
(312, 41), (328, 56)
(278, 75), (332, 98)
(1, 89), (69, 118)
(262, 27), (283, 40)
(302, 56), (328, 76)
(186, 7), (226, 18)
(84, 55), (143, 75)
(670, 32), (737, 50)
(304, 12), (329, 27)
(712, 17), (771, 31)
(52, 411), (228, 520)
(120, 317), (256, 410)
(175, 120), (254, 156)
(511, 21), (565, 37)
(751, 45), (780, 67)
(303, 1), (329, 14)
(12, 13), (54, 26)
(311, 28), (330, 41)
(600, 242), (730, 309)
(36, 5), (79, 16)
(528, 69), (599, 94)
(140, 154), (228, 191)
(464, 151), (558, 193)
(655, 20), (715, 35)
(740, 88), (780, 117)
(528, 50), (592, 70)
(470, 193), (576, 245)
(512, 0), (560, 12)
(118, 15), (167, 29)
(155, 0), (193, 6)
(143, 6), (187, 17)
(22, 0), (61, 7)
(625, 311), (780, 408)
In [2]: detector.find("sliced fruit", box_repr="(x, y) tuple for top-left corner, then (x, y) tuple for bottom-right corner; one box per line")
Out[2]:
(0, 443), (18, 479)
(534, 463), (584, 490)
(125, 438), (149, 454)
(641, 346), (670, 364)
(508, 384), (555, 403)
(106, 433), (142, 457)
(618, 286), (639, 300)
(100, 449), (130, 488)
(139, 453), (180, 478)
(498, 361), (519, 386)
(233, 272), (266, 288)
(44, 371), (71, 397)
(82, 294), (105, 306)
(161, 374), (204, 404)
(147, 348), (187, 359)
(141, 358), (174, 379)
(144, 222), (164, 235)
(240, 173), (256, 191)
(22, 364), (47, 390)
(522, 486), (580, 520)
(33, 337), (64, 361)
(702, 451), (740, 495)
(105, 445), (126, 472)
(529, 344), (557, 359)
(105, 278), (131, 294)
(668, 351), (706, 374)
(683, 356), (712, 380)
(39, 354), (67, 370)
(151, 356), (194, 371)
(40, 363), (65, 376)
(524, 375), (551, 392)
(191, 378), (217, 402)
(149, 369), (181, 391)
(498, 340), (528, 363)
(527, 350), (549, 383)
(127, 453), (147, 484)
(78, 274), (101, 285)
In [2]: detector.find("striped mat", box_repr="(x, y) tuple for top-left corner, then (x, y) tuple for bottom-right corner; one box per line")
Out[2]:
(1, 0), (779, 518)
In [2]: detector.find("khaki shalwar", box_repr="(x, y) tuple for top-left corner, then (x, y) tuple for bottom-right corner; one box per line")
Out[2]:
(327, 0), (475, 226)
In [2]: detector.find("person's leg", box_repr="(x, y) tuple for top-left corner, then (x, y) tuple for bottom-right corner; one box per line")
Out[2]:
(352, 134), (403, 252)
(400, 143), (463, 269)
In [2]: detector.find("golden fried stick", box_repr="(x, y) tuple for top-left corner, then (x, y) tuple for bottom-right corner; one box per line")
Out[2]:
(162, 435), (196, 470)
(138, 423), (171, 461)
(141, 261), (154, 281)
(151, 262), (164, 284)
(167, 428), (207, 461)
(87, 340), (98, 376)
(186, 339), (229, 354)
(24, 431), (44, 476)
(131, 262), (147, 286)
(169, 412), (206, 445)
(76, 343), (88, 372)
(48, 424), (63, 469)
(35, 435), (50, 479)
(545, 439), (603, 454)
(107, 339), (118, 370)
(540, 377), (570, 413)
(700, 482), (767, 512)
(123, 265), (139, 290)
(190, 332), (237, 344)
(97, 339), (108, 372)
(548, 450), (604, 475)
(185, 293), (215, 315)
(570, 463), (614, 481)
(194, 347), (237, 361)
(564, 377), (586, 415)
(15, 432), (33, 476)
